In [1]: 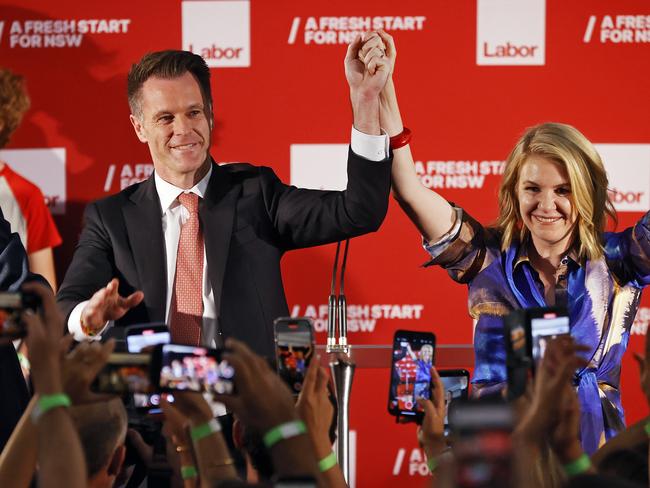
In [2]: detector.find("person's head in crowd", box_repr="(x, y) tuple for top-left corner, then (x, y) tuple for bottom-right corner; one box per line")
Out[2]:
(232, 419), (275, 483)
(496, 122), (616, 261)
(0, 68), (30, 150)
(566, 473), (647, 488)
(68, 398), (128, 488)
(597, 444), (649, 486)
(126, 51), (213, 188)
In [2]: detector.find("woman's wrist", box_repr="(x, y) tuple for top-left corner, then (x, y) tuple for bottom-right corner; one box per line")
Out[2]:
(379, 79), (404, 136)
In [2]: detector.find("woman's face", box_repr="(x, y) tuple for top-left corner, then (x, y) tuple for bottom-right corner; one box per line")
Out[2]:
(517, 156), (577, 254)
(420, 345), (433, 362)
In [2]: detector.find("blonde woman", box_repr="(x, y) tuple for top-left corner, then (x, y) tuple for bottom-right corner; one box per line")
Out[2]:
(363, 31), (649, 454)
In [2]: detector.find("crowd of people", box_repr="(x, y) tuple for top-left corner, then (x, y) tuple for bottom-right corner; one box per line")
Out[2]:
(0, 282), (648, 487)
(0, 25), (649, 487)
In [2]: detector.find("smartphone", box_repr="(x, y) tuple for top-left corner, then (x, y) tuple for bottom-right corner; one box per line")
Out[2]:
(503, 310), (531, 400)
(151, 344), (235, 395)
(0, 291), (41, 340)
(273, 317), (314, 395)
(126, 323), (170, 353)
(387, 329), (436, 422)
(92, 353), (152, 394)
(438, 369), (470, 435)
(528, 307), (570, 363)
(449, 401), (514, 488)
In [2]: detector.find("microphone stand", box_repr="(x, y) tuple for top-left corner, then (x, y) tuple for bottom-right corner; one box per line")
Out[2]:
(326, 239), (355, 484)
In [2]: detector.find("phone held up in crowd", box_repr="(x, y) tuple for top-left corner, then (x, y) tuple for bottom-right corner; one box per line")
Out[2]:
(274, 317), (315, 396)
(387, 329), (436, 423)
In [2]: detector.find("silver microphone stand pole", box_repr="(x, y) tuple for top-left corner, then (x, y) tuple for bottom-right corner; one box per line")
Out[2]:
(326, 240), (355, 484)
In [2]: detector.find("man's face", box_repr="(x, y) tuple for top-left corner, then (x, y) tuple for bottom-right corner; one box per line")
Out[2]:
(130, 72), (212, 186)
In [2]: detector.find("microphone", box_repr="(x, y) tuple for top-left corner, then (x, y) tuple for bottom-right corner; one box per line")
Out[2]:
(326, 239), (350, 353)
(327, 242), (341, 348)
(338, 239), (350, 347)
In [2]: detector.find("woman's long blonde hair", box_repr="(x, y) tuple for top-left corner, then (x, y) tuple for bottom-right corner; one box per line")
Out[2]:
(496, 122), (616, 261)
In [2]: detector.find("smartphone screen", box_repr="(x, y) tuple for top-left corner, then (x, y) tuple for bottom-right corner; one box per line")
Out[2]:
(450, 402), (514, 488)
(126, 324), (170, 353)
(156, 344), (234, 395)
(92, 353), (151, 394)
(0, 292), (39, 340)
(530, 312), (570, 362)
(274, 318), (314, 395)
(387, 330), (436, 421)
(438, 369), (470, 435)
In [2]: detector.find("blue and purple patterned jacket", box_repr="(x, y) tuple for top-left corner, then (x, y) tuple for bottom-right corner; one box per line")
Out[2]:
(425, 207), (650, 454)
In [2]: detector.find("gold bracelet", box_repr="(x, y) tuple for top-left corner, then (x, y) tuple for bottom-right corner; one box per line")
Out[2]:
(80, 315), (97, 337)
(175, 444), (191, 453)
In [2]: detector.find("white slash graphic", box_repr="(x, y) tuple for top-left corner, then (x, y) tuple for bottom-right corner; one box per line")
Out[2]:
(583, 15), (597, 42)
(288, 17), (300, 44)
(0, 22), (4, 41)
(104, 164), (116, 192)
(392, 448), (406, 475)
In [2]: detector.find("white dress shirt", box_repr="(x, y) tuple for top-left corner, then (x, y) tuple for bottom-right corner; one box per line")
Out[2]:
(67, 127), (388, 341)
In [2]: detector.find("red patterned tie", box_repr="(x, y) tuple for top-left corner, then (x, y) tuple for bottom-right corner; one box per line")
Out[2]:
(169, 192), (204, 345)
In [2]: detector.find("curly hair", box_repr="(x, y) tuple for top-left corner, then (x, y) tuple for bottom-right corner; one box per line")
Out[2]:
(496, 122), (616, 261)
(0, 69), (30, 149)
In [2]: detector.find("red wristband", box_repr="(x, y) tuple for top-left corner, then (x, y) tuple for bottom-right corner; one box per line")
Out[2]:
(389, 127), (412, 149)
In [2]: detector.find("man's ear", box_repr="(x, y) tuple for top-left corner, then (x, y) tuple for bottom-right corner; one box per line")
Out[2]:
(129, 114), (148, 143)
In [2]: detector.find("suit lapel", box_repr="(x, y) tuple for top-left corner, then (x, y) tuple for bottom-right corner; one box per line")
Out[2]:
(123, 176), (167, 322)
(200, 163), (237, 320)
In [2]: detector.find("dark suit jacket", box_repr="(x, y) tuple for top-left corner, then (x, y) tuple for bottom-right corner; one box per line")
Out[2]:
(57, 149), (391, 358)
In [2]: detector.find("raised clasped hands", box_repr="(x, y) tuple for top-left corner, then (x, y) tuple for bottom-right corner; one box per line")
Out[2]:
(80, 278), (144, 335)
(345, 31), (392, 135)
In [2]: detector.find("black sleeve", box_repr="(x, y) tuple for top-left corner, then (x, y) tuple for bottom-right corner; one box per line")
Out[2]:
(260, 148), (392, 250)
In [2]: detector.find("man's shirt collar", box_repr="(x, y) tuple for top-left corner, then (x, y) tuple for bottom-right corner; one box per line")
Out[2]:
(154, 164), (213, 214)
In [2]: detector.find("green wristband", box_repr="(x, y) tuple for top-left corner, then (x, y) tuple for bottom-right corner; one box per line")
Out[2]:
(31, 393), (71, 423)
(190, 419), (221, 442)
(563, 453), (591, 476)
(644, 421), (650, 437)
(318, 451), (337, 472)
(263, 420), (307, 448)
(180, 465), (198, 479)
(427, 456), (438, 473)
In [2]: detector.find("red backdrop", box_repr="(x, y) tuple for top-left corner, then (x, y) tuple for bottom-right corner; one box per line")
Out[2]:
(1, 1), (649, 485)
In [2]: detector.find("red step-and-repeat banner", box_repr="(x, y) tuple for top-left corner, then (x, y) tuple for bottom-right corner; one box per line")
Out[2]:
(1, 1), (649, 485)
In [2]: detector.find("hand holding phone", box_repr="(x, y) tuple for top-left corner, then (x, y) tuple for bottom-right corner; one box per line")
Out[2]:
(151, 344), (235, 395)
(274, 317), (314, 395)
(504, 307), (569, 399)
(387, 329), (436, 423)
(91, 352), (151, 394)
(416, 366), (448, 458)
(0, 291), (41, 340)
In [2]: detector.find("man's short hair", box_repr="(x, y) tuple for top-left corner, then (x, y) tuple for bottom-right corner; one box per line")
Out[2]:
(0, 69), (30, 149)
(69, 398), (128, 479)
(127, 50), (213, 120)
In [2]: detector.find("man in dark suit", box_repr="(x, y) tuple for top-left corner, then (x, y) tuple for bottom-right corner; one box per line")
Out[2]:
(57, 39), (392, 359)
